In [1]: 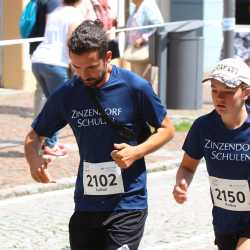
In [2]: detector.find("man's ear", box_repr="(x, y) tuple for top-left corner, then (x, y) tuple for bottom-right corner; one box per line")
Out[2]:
(105, 50), (113, 62)
(243, 87), (250, 100)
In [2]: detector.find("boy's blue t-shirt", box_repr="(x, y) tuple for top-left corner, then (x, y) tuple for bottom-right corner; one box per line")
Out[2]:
(183, 107), (250, 234)
(32, 65), (167, 212)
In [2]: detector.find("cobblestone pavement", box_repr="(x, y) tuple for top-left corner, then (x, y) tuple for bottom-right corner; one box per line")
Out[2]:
(0, 164), (216, 250)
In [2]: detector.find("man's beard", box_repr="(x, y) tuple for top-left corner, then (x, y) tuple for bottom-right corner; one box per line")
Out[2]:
(83, 70), (106, 88)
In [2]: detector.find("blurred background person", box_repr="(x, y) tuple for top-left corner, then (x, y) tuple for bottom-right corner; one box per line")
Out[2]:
(77, 0), (119, 59)
(91, 0), (120, 59)
(124, 0), (164, 79)
(31, 0), (83, 158)
(28, 0), (61, 116)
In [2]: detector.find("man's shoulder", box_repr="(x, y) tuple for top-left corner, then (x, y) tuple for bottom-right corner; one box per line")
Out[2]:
(112, 65), (149, 88)
(63, 76), (80, 90)
(53, 76), (80, 96)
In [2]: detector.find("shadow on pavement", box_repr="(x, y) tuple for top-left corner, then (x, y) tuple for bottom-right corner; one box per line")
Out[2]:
(0, 150), (24, 158)
(0, 105), (33, 117)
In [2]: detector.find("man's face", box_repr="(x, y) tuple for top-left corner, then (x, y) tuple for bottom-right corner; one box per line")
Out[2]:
(70, 50), (111, 87)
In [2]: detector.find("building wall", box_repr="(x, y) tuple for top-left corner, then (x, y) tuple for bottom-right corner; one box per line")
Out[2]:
(170, 0), (223, 71)
(1, 0), (35, 90)
(0, 0), (3, 87)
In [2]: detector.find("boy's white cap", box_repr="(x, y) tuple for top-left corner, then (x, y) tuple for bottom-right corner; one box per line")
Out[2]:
(202, 58), (250, 87)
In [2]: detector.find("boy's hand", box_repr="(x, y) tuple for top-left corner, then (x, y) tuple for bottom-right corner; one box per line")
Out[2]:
(172, 179), (188, 204)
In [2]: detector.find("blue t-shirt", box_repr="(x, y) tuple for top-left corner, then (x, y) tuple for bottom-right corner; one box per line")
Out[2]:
(183, 107), (250, 234)
(32, 65), (167, 212)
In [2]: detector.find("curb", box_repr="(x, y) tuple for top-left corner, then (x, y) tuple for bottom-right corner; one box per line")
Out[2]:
(0, 160), (181, 201)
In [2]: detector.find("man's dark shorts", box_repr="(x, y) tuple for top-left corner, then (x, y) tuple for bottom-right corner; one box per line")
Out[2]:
(69, 209), (148, 250)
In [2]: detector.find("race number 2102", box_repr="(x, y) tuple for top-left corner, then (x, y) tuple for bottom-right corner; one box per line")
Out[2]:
(87, 174), (118, 187)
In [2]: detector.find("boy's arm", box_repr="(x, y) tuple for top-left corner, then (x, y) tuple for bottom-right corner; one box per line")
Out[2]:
(173, 153), (200, 204)
(24, 129), (54, 183)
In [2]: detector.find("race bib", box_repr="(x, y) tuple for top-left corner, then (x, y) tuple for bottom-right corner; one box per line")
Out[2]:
(83, 161), (124, 195)
(209, 176), (250, 211)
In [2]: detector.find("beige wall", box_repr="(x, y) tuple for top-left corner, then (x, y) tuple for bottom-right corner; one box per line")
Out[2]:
(2, 0), (35, 90)
(0, 0), (3, 87)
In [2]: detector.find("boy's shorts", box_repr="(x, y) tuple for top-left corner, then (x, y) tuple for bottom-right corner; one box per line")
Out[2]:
(215, 231), (250, 250)
(69, 209), (147, 250)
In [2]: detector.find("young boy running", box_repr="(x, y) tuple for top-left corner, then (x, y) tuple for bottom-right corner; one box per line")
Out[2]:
(173, 58), (250, 250)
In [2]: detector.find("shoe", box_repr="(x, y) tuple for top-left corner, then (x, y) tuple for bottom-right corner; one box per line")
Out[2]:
(41, 144), (68, 160)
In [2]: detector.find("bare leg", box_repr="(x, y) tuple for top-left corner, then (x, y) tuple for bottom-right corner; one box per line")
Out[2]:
(245, 58), (250, 68)
(236, 237), (250, 250)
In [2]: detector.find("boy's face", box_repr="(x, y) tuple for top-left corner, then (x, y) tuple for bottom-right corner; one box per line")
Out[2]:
(211, 79), (248, 116)
(70, 50), (112, 87)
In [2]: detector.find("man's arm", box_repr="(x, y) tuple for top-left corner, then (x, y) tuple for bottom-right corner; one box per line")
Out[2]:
(172, 153), (200, 204)
(111, 115), (175, 168)
(24, 129), (54, 183)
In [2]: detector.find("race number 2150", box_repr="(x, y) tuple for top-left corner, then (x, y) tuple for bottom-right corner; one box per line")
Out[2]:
(215, 188), (246, 203)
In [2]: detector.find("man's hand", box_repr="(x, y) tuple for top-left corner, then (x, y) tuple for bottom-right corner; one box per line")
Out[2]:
(111, 143), (141, 169)
(29, 158), (55, 183)
(172, 179), (188, 204)
(25, 129), (55, 184)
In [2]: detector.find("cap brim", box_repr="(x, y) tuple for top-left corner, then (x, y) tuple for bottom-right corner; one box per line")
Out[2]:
(201, 76), (240, 88)
(202, 76), (224, 84)
(202, 77), (212, 83)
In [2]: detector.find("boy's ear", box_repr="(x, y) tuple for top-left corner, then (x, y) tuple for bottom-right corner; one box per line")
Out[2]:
(243, 87), (250, 100)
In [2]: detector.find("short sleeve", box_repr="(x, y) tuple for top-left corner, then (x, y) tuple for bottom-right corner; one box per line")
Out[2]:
(144, 1), (164, 25)
(32, 90), (68, 137)
(137, 81), (167, 128)
(182, 118), (204, 160)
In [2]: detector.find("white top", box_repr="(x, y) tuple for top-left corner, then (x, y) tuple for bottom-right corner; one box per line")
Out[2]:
(32, 6), (82, 67)
(126, 0), (163, 46)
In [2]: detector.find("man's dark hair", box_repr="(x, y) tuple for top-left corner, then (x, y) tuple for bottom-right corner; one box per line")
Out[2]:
(68, 20), (108, 58)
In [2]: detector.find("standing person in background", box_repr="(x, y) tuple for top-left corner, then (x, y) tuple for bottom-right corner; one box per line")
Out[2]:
(124, 0), (163, 78)
(28, 0), (61, 116)
(25, 20), (175, 250)
(77, 0), (120, 59)
(31, 0), (82, 158)
(173, 58), (250, 250)
(76, 0), (96, 20)
(91, 0), (120, 59)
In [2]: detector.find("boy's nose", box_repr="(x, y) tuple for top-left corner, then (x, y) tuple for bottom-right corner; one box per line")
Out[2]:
(217, 92), (225, 99)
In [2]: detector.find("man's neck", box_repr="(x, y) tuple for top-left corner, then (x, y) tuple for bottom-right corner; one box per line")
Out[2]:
(96, 64), (112, 88)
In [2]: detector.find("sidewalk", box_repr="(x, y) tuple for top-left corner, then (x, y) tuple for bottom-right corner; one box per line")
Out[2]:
(0, 86), (213, 199)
